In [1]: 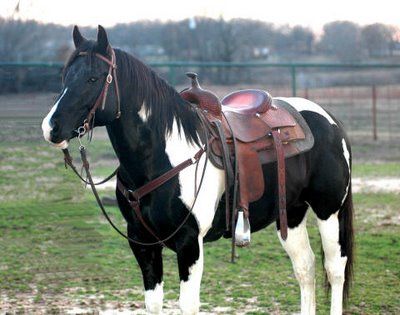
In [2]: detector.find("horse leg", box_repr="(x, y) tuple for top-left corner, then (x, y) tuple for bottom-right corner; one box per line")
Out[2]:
(317, 211), (348, 315)
(310, 138), (354, 315)
(176, 234), (203, 315)
(277, 207), (316, 315)
(128, 227), (164, 314)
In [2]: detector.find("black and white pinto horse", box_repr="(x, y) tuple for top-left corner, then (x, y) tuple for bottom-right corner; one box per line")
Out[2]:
(42, 26), (354, 315)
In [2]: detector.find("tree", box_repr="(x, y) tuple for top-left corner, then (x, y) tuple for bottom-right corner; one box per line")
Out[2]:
(361, 23), (395, 57)
(289, 26), (314, 55)
(319, 21), (362, 61)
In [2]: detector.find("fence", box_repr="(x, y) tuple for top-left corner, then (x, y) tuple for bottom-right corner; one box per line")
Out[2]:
(0, 61), (400, 142)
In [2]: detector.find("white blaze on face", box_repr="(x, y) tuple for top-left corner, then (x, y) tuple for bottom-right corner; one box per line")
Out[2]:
(41, 88), (69, 149)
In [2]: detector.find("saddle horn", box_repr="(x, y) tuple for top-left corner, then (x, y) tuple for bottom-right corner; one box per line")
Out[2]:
(180, 72), (222, 118)
(186, 72), (201, 88)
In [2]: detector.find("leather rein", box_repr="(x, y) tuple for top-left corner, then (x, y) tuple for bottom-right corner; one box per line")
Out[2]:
(62, 46), (210, 246)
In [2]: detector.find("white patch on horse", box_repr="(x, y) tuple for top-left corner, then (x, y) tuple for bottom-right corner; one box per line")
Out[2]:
(165, 120), (225, 236)
(41, 87), (69, 148)
(144, 282), (164, 314)
(317, 211), (347, 315)
(276, 97), (337, 125)
(138, 101), (150, 122)
(278, 214), (316, 315)
(179, 236), (203, 314)
(341, 138), (351, 206)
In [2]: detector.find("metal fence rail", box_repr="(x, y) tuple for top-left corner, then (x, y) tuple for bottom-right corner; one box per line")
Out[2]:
(148, 62), (400, 96)
(2, 61), (400, 95)
(0, 61), (399, 142)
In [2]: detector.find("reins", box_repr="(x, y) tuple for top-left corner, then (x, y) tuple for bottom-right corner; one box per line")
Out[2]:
(64, 121), (209, 246)
(73, 143), (208, 246)
(62, 45), (213, 246)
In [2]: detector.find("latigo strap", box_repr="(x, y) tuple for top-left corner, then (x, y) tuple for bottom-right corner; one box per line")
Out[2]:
(271, 130), (288, 240)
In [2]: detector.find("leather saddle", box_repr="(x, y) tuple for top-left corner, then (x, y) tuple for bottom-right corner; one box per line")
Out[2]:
(180, 73), (314, 242)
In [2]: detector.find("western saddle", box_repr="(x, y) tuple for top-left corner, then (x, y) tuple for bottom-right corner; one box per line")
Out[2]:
(180, 73), (313, 253)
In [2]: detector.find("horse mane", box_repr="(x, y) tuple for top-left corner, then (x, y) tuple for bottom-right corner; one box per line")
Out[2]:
(114, 49), (200, 145)
(63, 43), (199, 145)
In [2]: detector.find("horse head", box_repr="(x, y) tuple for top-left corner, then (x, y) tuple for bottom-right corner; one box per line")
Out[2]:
(41, 25), (120, 148)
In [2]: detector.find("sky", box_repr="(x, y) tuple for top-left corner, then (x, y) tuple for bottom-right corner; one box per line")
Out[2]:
(0, 0), (399, 32)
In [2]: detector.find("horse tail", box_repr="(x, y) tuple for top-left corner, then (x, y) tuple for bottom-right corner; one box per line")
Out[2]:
(321, 181), (354, 304)
(339, 181), (354, 304)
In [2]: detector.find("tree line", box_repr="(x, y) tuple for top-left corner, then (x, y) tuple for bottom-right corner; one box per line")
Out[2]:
(0, 17), (398, 63)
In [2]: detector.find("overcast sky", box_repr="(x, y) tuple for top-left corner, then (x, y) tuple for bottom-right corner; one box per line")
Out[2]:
(1, 0), (399, 32)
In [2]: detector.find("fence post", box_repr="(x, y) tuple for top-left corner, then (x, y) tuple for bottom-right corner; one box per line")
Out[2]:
(372, 85), (378, 141)
(291, 66), (297, 96)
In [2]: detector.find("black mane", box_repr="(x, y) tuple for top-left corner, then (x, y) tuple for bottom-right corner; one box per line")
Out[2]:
(114, 49), (200, 145)
(63, 42), (200, 145)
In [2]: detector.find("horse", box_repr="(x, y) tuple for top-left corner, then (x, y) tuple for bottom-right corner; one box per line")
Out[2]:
(41, 25), (354, 315)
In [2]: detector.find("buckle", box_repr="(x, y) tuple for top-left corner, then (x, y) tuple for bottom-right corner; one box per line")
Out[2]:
(127, 189), (139, 203)
(106, 74), (113, 84)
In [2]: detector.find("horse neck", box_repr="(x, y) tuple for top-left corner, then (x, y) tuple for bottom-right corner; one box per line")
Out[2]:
(106, 115), (151, 187)
(107, 109), (196, 192)
(106, 50), (199, 187)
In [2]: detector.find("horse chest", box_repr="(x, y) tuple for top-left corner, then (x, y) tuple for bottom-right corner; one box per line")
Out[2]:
(165, 120), (225, 236)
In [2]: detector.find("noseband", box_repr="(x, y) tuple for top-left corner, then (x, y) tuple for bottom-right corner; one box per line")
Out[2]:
(78, 46), (121, 133)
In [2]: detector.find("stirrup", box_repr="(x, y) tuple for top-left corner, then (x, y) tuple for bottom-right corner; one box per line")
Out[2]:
(235, 209), (251, 247)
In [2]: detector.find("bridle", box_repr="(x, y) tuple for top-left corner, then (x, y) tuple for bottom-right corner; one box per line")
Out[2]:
(62, 45), (122, 186)
(77, 46), (121, 135)
(61, 46), (210, 247)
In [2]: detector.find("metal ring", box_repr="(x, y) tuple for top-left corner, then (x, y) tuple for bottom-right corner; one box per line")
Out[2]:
(127, 190), (138, 203)
(106, 74), (113, 84)
(77, 126), (86, 136)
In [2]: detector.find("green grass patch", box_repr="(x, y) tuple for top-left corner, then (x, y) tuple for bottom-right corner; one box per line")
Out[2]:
(0, 137), (399, 313)
(353, 162), (400, 178)
(1, 193), (399, 313)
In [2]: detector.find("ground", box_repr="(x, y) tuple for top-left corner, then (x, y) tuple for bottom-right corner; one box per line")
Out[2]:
(0, 93), (399, 314)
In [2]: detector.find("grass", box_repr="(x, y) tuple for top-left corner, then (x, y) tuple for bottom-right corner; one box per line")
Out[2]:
(353, 162), (400, 178)
(1, 192), (399, 314)
(0, 127), (399, 313)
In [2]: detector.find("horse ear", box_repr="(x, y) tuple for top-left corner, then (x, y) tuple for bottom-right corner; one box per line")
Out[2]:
(96, 25), (109, 54)
(73, 25), (85, 48)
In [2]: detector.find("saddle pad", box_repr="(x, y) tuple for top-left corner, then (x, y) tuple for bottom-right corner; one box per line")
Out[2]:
(208, 98), (315, 169)
(270, 98), (315, 158)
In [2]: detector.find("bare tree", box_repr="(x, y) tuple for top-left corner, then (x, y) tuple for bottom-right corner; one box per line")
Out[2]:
(361, 23), (396, 57)
(318, 21), (362, 61)
(290, 26), (314, 55)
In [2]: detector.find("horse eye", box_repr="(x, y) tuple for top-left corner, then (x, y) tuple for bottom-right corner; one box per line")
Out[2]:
(88, 77), (98, 83)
